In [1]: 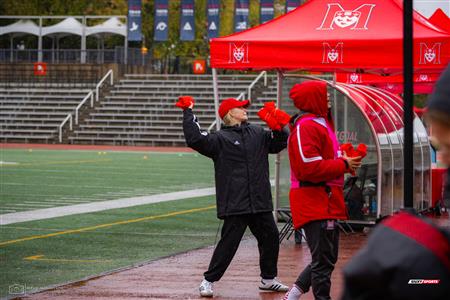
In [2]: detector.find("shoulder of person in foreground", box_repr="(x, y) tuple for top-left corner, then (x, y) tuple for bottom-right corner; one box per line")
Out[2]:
(341, 211), (450, 300)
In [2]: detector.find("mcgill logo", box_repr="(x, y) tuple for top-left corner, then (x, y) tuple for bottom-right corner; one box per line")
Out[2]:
(419, 43), (441, 65)
(228, 43), (249, 64)
(317, 3), (376, 30)
(322, 42), (344, 64)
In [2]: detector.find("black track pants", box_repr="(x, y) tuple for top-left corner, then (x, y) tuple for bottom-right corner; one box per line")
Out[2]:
(295, 220), (340, 300)
(204, 212), (280, 282)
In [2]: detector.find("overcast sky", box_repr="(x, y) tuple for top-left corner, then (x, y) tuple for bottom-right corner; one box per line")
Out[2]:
(414, 0), (450, 17)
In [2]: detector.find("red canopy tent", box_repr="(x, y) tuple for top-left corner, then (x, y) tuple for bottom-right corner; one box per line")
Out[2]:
(335, 72), (439, 94)
(428, 8), (450, 33)
(210, 0), (450, 74)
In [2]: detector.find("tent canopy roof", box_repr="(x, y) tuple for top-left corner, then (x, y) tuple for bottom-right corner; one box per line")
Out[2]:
(0, 19), (39, 36)
(0, 16), (127, 38)
(210, 0), (450, 73)
(42, 17), (83, 36)
(429, 8), (450, 33)
(86, 17), (126, 37)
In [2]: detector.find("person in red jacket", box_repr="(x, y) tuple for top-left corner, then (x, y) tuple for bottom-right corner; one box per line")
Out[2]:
(283, 80), (361, 300)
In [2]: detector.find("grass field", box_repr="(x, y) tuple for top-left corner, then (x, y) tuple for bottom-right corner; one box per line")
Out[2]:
(0, 148), (284, 299)
(0, 149), (214, 213)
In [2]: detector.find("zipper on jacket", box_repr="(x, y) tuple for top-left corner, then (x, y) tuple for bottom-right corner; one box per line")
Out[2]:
(241, 130), (254, 213)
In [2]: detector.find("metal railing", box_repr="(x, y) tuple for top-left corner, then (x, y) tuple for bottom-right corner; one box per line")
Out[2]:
(207, 71), (268, 132)
(75, 91), (94, 125)
(246, 71), (267, 101)
(96, 69), (113, 102)
(59, 114), (72, 143)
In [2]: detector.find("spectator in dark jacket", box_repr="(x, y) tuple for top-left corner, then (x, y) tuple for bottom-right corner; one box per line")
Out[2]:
(340, 64), (450, 300)
(179, 97), (289, 297)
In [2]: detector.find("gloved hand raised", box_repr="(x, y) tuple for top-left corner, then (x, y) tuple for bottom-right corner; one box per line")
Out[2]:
(258, 102), (281, 130)
(175, 96), (195, 110)
(257, 102), (291, 131)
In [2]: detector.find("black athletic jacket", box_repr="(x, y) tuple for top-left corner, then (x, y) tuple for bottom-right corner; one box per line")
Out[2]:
(183, 109), (288, 219)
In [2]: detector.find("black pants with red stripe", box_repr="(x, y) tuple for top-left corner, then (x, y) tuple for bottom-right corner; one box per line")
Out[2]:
(295, 220), (340, 300)
(204, 212), (279, 282)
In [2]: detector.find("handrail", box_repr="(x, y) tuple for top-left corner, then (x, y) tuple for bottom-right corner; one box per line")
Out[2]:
(247, 71), (267, 101)
(75, 91), (94, 125)
(236, 92), (245, 100)
(96, 69), (113, 102)
(59, 114), (72, 143)
(207, 120), (217, 133)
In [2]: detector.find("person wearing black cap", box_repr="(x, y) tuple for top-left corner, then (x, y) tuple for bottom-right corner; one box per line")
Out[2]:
(177, 97), (289, 297)
(340, 65), (450, 300)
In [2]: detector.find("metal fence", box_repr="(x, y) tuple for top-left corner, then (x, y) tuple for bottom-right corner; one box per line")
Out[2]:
(0, 47), (210, 75)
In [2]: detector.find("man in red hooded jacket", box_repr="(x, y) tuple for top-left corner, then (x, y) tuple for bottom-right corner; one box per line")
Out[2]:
(283, 80), (361, 300)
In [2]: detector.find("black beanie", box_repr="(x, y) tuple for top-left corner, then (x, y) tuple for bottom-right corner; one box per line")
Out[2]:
(427, 64), (450, 115)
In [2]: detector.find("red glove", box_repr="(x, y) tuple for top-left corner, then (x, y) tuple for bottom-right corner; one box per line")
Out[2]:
(340, 143), (367, 175)
(175, 96), (195, 110)
(258, 102), (290, 130)
(273, 108), (291, 128)
(258, 105), (281, 131)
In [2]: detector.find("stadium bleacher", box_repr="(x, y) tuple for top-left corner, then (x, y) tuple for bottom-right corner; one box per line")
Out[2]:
(68, 74), (278, 146)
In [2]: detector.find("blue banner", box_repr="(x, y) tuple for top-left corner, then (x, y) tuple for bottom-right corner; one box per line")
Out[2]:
(286, 0), (301, 13)
(127, 0), (142, 41)
(234, 0), (249, 32)
(260, 0), (274, 24)
(207, 0), (220, 39)
(154, 0), (169, 41)
(180, 0), (195, 41)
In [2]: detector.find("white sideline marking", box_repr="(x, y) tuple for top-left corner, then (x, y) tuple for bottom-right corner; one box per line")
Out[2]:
(0, 187), (216, 226)
(0, 161), (18, 165)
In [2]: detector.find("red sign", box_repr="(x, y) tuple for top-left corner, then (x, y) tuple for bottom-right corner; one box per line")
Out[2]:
(34, 62), (47, 76)
(193, 60), (206, 74)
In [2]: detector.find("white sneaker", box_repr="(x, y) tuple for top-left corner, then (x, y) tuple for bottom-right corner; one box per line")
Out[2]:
(283, 285), (303, 300)
(199, 279), (213, 297)
(259, 277), (289, 292)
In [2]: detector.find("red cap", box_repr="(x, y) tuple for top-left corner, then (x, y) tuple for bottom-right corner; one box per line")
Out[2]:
(218, 98), (250, 119)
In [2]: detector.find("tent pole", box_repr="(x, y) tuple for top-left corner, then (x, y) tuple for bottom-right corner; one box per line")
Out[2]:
(403, 0), (414, 209)
(274, 70), (283, 216)
(81, 16), (86, 63)
(124, 16), (128, 65)
(38, 17), (42, 62)
(10, 36), (13, 63)
(212, 68), (220, 131)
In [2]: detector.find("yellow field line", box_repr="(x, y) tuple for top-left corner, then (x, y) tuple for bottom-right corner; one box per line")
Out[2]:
(24, 254), (111, 263)
(0, 205), (216, 247)
(0, 159), (112, 167)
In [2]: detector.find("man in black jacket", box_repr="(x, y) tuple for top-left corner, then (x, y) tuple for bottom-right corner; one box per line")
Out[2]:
(179, 97), (289, 297)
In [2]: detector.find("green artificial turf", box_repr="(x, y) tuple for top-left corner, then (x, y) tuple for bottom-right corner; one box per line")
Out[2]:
(0, 196), (220, 298)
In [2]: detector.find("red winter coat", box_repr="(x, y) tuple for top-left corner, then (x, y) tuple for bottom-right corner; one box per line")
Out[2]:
(288, 82), (348, 229)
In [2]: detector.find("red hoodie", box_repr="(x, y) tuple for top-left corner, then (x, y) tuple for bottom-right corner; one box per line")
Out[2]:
(288, 81), (348, 229)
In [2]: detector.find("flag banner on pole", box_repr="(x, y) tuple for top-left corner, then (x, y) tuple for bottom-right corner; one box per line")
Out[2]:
(234, 0), (249, 32)
(286, 0), (301, 13)
(180, 0), (195, 41)
(128, 0), (142, 41)
(260, 0), (274, 24)
(154, 0), (169, 41)
(207, 0), (220, 39)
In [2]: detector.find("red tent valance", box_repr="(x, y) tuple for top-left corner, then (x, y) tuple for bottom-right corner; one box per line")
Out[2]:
(210, 0), (450, 73)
